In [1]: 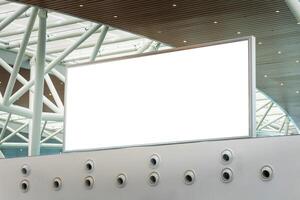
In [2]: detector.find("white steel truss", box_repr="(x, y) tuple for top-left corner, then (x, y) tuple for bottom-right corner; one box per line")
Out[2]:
(0, 0), (298, 158)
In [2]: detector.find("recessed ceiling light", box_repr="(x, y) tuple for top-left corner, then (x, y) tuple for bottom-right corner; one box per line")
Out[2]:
(296, 90), (300, 94)
(49, 93), (52, 96)
(157, 30), (162, 34)
(213, 21), (218, 24)
(277, 51), (282, 54)
(275, 10), (280, 13)
(298, 22), (300, 25)
(296, 60), (299, 63)
(237, 31), (241, 35)
(280, 82), (284, 86)
(264, 74), (268, 78)
(113, 15), (118, 18)
(79, 4), (84, 7)
(183, 40), (187, 43)
(258, 42), (263, 45)
(172, 3), (177, 7)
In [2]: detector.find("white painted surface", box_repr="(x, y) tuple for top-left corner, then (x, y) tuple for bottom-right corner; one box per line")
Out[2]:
(65, 40), (251, 151)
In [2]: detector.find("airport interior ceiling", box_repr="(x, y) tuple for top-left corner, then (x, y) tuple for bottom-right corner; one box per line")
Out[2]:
(10, 0), (300, 129)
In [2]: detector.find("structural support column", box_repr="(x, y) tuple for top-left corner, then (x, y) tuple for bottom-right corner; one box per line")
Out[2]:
(28, 9), (47, 156)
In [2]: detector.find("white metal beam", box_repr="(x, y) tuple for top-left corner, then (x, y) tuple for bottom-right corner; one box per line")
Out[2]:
(0, 5), (30, 31)
(258, 115), (285, 130)
(0, 8), (32, 23)
(40, 128), (63, 144)
(44, 74), (64, 110)
(0, 104), (64, 121)
(256, 102), (274, 129)
(0, 122), (29, 144)
(2, 8), (38, 105)
(43, 129), (63, 143)
(29, 9), (47, 156)
(0, 58), (61, 113)
(0, 18), (83, 37)
(0, 142), (62, 148)
(51, 69), (65, 82)
(90, 25), (109, 61)
(0, 113), (11, 140)
(8, 23), (102, 105)
(47, 35), (140, 55)
(0, 150), (4, 159)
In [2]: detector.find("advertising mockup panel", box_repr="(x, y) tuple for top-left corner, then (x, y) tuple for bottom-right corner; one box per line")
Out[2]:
(65, 37), (255, 151)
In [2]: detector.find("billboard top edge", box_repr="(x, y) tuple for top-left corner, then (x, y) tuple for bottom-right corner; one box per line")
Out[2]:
(67, 36), (255, 69)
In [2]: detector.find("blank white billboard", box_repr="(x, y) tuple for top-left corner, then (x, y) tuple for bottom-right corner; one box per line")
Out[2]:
(65, 37), (255, 151)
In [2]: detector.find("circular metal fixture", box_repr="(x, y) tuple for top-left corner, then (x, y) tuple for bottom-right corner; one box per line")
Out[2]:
(116, 174), (127, 188)
(20, 180), (30, 193)
(149, 154), (160, 168)
(184, 170), (195, 185)
(85, 160), (94, 172)
(148, 172), (160, 186)
(53, 177), (62, 191)
(84, 176), (95, 189)
(21, 164), (31, 176)
(221, 149), (233, 164)
(260, 165), (273, 181)
(221, 168), (233, 183)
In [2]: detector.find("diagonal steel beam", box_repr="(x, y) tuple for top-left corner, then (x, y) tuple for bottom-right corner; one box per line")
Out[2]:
(256, 101), (272, 112)
(44, 74), (64, 110)
(0, 9), (32, 23)
(8, 27), (98, 49)
(64, 47), (137, 63)
(0, 58), (61, 113)
(136, 40), (154, 54)
(8, 23), (102, 105)
(256, 102), (274, 130)
(43, 129), (63, 143)
(0, 113), (11, 140)
(0, 18), (83, 37)
(51, 69), (65, 82)
(63, 40), (162, 63)
(47, 35), (140, 55)
(40, 121), (47, 136)
(2, 7), (38, 105)
(40, 128), (63, 144)
(0, 5), (30, 31)
(0, 122), (29, 144)
(258, 114), (286, 130)
(90, 25), (109, 61)
(0, 150), (4, 159)
(146, 41), (161, 52)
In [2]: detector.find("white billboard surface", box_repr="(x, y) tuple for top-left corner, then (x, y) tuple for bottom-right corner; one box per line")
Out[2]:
(65, 38), (254, 151)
